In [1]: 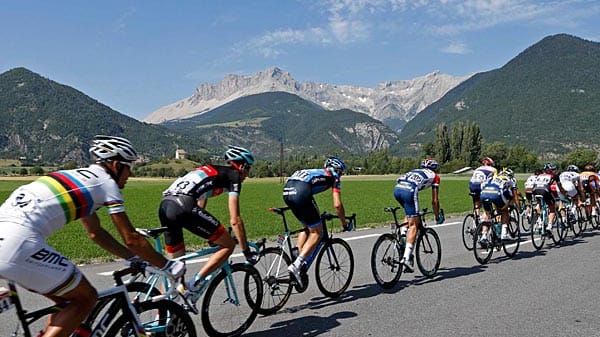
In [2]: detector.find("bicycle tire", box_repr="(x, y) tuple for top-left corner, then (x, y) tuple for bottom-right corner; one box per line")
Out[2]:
(573, 206), (583, 237)
(531, 209), (545, 250)
(502, 216), (520, 257)
(253, 247), (293, 315)
(415, 228), (441, 277)
(201, 263), (262, 337)
(473, 222), (493, 264)
(556, 209), (569, 241)
(315, 237), (354, 298)
(521, 204), (532, 232)
(461, 214), (476, 251)
(592, 203), (600, 230)
(106, 299), (197, 337)
(578, 205), (589, 232)
(370, 233), (403, 289)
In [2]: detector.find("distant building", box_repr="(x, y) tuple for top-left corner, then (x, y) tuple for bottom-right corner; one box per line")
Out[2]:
(175, 149), (187, 160)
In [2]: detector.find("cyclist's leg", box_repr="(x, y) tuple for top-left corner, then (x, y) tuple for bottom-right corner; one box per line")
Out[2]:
(284, 185), (321, 268)
(0, 224), (97, 337)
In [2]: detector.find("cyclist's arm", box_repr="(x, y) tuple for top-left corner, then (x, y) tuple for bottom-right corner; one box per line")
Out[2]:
(228, 193), (248, 251)
(431, 187), (440, 219)
(332, 189), (346, 227)
(110, 212), (167, 268)
(81, 213), (135, 259)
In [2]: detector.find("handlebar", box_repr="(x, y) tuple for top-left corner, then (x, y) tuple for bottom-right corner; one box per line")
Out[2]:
(121, 261), (180, 301)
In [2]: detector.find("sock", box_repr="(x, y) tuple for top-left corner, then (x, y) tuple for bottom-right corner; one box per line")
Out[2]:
(403, 243), (414, 260)
(501, 224), (508, 236)
(293, 256), (306, 268)
(190, 275), (206, 290)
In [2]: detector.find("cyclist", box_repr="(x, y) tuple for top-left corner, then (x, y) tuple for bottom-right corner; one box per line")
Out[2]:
(478, 168), (521, 242)
(523, 169), (541, 212)
(394, 158), (444, 272)
(532, 162), (563, 231)
(557, 165), (582, 209)
(159, 145), (257, 311)
(0, 135), (184, 337)
(284, 156), (350, 289)
(579, 163), (600, 217)
(468, 157), (497, 217)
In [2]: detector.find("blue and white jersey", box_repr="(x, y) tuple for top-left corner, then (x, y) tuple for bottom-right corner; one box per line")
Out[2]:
(286, 167), (341, 195)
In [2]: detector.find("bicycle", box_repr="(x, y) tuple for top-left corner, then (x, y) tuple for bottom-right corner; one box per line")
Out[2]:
(461, 192), (480, 251)
(517, 193), (534, 232)
(530, 195), (564, 249)
(473, 202), (521, 264)
(1, 262), (196, 337)
(128, 227), (264, 337)
(556, 196), (582, 238)
(252, 207), (355, 315)
(371, 207), (442, 289)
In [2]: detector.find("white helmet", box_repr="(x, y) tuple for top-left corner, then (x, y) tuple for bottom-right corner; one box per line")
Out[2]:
(89, 135), (138, 163)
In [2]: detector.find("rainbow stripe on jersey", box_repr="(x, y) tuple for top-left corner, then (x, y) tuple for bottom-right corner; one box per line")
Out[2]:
(37, 171), (95, 222)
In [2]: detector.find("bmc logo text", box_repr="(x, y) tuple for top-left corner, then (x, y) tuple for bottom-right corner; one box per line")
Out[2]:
(30, 248), (69, 267)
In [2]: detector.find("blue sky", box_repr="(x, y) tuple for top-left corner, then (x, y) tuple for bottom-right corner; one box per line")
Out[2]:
(2, 1), (599, 120)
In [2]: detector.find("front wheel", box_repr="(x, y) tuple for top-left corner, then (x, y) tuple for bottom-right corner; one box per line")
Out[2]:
(253, 247), (293, 315)
(531, 210), (545, 250)
(416, 228), (441, 277)
(106, 299), (197, 337)
(521, 204), (532, 232)
(473, 222), (493, 264)
(315, 237), (354, 298)
(502, 216), (520, 257)
(461, 214), (476, 251)
(370, 233), (403, 289)
(201, 263), (263, 337)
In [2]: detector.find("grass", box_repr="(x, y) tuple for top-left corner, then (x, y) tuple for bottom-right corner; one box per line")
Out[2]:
(0, 174), (490, 263)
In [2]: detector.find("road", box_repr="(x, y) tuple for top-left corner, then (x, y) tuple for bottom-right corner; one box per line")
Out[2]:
(4, 216), (600, 337)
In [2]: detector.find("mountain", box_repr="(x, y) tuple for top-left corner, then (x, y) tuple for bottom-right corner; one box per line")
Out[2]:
(0, 67), (206, 164)
(144, 67), (470, 131)
(396, 34), (600, 156)
(161, 91), (400, 158)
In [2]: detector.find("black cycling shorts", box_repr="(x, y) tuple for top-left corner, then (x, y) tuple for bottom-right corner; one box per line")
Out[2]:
(283, 180), (321, 228)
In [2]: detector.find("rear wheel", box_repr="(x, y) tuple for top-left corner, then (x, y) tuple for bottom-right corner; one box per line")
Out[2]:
(521, 204), (532, 232)
(370, 233), (403, 289)
(461, 214), (476, 251)
(315, 238), (354, 298)
(531, 210), (545, 250)
(572, 206), (583, 237)
(578, 205), (589, 232)
(253, 247), (293, 315)
(473, 222), (493, 264)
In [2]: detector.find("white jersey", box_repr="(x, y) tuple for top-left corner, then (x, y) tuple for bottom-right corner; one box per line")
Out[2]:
(470, 166), (497, 184)
(559, 171), (580, 185)
(524, 174), (537, 190)
(0, 164), (124, 238)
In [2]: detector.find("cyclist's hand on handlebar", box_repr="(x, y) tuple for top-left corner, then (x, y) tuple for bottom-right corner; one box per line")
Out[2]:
(125, 255), (146, 265)
(162, 259), (186, 280)
(243, 248), (259, 265)
(342, 222), (354, 232)
(435, 213), (445, 224)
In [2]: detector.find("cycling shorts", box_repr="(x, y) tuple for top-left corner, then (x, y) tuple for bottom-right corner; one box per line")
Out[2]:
(468, 182), (483, 195)
(533, 188), (556, 207)
(558, 181), (578, 199)
(393, 183), (420, 217)
(159, 195), (226, 252)
(283, 180), (321, 228)
(480, 188), (510, 211)
(0, 220), (82, 296)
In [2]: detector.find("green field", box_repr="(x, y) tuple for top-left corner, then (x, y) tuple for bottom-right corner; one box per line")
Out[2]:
(0, 175), (497, 263)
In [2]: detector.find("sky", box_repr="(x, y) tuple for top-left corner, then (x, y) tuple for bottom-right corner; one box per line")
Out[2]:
(2, 0), (600, 121)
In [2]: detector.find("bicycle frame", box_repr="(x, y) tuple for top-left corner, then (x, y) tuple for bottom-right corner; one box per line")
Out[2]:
(5, 266), (148, 337)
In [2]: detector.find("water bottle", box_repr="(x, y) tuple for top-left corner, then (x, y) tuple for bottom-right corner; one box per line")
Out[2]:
(493, 223), (502, 237)
(291, 247), (299, 259)
(71, 323), (91, 337)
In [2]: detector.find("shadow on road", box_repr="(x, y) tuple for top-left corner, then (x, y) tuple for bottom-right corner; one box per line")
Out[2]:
(247, 311), (357, 337)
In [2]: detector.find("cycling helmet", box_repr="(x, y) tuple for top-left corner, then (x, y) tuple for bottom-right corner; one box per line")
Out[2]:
(566, 165), (579, 172)
(224, 145), (255, 166)
(583, 163), (596, 172)
(499, 168), (514, 178)
(324, 156), (346, 172)
(89, 135), (138, 163)
(420, 158), (439, 171)
(543, 162), (557, 173)
(481, 157), (494, 166)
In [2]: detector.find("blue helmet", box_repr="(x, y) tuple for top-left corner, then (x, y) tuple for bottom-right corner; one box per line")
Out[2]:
(224, 145), (255, 166)
(420, 158), (439, 171)
(324, 156), (346, 172)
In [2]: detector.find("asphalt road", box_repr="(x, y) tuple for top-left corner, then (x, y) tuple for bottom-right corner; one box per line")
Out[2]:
(4, 216), (600, 337)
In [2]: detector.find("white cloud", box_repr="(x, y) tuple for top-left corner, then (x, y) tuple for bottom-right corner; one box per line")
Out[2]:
(441, 42), (471, 54)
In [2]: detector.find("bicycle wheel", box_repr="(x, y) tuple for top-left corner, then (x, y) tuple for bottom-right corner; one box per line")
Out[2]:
(106, 299), (197, 337)
(556, 209), (569, 241)
(253, 247), (293, 315)
(572, 206), (583, 237)
(126, 281), (162, 303)
(521, 205), (532, 232)
(473, 222), (493, 264)
(461, 214), (476, 251)
(370, 233), (403, 289)
(201, 263), (262, 337)
(416, 228), (441, 277)
(315, 237), (354, 298)
(531, 209), (545, 250)
(578, 205), (589, 232)
(591, 203), (600, 230)
(502, 216), (520, 257)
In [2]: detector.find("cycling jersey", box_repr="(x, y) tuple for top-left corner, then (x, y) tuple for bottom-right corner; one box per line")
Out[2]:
(579, 171), (599, 195)
(558, 171), (580, 198)
(0, 164), (121, 295)
(159, 165), (242, 250)
(469, 166), (497, 194)
(480, 174), (517, 211)
(283, 168), (341, 228)
(524, 174), (537, 193)
(394, 168), (440, 217)
(533, 172), (560, 205)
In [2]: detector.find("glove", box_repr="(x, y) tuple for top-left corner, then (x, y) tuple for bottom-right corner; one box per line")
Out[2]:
(436, 212), (445, 224)
(243, 249), (259, 265)
(125, 255), (148, 269)
(342, 222), (354, 232)
(162, 259), (186, 280)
